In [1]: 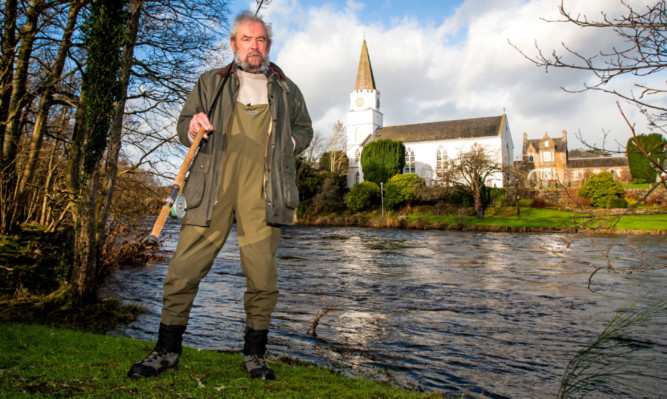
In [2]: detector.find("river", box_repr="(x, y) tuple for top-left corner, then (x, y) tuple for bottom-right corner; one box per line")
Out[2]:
(101, 219), (666, 398)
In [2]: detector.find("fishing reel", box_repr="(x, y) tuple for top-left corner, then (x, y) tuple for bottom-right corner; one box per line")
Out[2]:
(170, 194), (187, 219)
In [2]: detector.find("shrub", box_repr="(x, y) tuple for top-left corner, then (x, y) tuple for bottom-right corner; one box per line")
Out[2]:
(517, 199), (533, 207)
(578, 172), (624, 208)
(347, 181), (381, 212)
(384, 173), (425, 209)
(609, 197), (628, 208)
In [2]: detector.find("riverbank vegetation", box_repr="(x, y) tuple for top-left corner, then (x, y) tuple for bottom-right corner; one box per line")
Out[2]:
(0, 324), (442, 398)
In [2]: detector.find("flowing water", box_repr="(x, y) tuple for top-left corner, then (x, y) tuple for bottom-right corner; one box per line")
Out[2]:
(102, 219), (666, 398)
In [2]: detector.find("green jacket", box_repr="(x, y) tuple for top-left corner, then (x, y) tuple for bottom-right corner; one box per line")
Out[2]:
(177, 63), (313, 226)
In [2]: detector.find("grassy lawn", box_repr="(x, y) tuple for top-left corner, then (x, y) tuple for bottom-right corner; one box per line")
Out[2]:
(405, 207), (667, 231)
(0, 324), (443, 399)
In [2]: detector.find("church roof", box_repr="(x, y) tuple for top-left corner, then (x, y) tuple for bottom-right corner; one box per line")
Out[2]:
(524, 137), (567, 153)
(567, 157), (628, 168)
(354, 40), (376, 90)
(369, 115), (505, 143)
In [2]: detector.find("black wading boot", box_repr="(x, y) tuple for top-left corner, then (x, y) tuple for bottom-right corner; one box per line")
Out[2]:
(127, 323), (187, 378)
(242, 327), (275, 380)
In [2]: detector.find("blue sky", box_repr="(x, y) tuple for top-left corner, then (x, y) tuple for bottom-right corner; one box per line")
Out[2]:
(217, 0), (665, 158)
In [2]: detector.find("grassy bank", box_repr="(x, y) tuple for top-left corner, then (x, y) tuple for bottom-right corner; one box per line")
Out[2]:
(0, 324), (441, 399)
(300, 206), (667, 234)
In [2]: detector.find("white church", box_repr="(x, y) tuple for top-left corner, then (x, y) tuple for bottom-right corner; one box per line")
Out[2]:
(346, 40), (514, 188)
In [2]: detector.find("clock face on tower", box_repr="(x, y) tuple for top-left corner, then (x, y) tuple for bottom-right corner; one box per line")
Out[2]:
(355, 97), (364, 107)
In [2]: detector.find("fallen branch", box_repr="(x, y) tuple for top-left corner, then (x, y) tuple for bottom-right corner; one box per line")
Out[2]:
(308, 306), (335, 337)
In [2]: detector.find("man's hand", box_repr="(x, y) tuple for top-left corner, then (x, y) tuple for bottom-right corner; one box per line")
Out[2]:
(188, 112), (213, 143)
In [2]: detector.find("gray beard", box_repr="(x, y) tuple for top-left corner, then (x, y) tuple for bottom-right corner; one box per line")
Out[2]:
(234, 51), (270, 73)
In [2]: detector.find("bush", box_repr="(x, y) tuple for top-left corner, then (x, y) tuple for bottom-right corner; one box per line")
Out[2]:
(384, 173), (425, 209)
(609, 197), (628, 208)
(346, 181), (381, 212)
(626, 133), (666, 184)
(578, 172), (624, 208)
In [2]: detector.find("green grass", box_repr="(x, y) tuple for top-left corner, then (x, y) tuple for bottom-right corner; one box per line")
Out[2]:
(405, 207), (667, 231)
(0, 324), (444, 398)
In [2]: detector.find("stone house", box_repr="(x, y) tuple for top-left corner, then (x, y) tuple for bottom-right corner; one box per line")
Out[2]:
(521, 131), (630, 187)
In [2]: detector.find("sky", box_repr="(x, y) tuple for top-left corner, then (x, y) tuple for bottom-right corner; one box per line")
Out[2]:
(220, 0), (666, 159)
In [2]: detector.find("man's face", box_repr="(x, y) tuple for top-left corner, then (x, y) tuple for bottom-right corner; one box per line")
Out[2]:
(231, 21), (271, 73)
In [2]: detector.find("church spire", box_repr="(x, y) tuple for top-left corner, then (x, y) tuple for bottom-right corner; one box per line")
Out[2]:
(354, 39), (376, 91)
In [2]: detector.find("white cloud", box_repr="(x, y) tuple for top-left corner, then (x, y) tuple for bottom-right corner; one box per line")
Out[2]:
(259, 0), (665, 156)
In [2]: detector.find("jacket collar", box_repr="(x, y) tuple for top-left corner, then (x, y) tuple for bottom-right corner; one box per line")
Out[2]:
(216, 62), (286, 81)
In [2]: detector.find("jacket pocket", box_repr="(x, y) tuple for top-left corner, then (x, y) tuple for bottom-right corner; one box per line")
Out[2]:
(282, 155), (299, 210)
(182, 153), (211, 209)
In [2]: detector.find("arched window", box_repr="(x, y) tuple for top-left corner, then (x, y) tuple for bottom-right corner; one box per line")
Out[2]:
(404, 148), (415, 174)
(436, 146), (447, 172)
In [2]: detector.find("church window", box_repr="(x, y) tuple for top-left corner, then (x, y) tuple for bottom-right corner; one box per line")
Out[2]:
(404, 148), (415, 174)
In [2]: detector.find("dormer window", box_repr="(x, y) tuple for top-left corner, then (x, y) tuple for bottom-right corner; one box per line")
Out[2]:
(545, 141), (549, 147)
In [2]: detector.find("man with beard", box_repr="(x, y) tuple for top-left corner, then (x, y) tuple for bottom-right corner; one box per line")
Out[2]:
(127, 11), (313, 380)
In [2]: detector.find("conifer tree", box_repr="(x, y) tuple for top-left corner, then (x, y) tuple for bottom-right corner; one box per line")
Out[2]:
(360, 139), (405, 185)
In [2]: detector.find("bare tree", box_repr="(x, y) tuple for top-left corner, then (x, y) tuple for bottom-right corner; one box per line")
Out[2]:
(440, 144), (501, 217)
(511, 0), (666, 127)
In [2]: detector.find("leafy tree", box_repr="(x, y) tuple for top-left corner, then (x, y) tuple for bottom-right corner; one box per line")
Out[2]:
(384, 173), (424, 210)
(295, 155), (321, 201)
(347, 181), (381, 213)
(626, 133), (666, 184)
(360, 139), (405, 185)
(578, 172), (624, 208)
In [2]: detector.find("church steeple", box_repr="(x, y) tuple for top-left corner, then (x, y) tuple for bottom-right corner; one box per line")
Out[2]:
(354, 39), (376, 90)
(347, 39), (382, 188)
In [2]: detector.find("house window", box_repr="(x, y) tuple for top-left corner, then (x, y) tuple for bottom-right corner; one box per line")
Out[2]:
(355, 172), (360, 184)
(404, 148), (415, 174)
(545, 141), (549, 147)
(528, 154), (534, 162)
(436, 146), (447, 172)
(354, 148), (361, 164)
(572, 170), (583, 180)
(542, 151), (553, 162)
(542, 169), (552, 180)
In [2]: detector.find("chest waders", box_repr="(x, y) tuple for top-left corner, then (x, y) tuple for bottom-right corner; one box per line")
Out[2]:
(161, 102), (281, 332)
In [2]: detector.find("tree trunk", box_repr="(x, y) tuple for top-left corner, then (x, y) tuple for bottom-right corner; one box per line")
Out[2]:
(0, 0), (44, 232)
(67, 0), (126, 300)
(71, 167), (100, 300)
(1, 0), (43, 166)
(0, 0), (18, 158)
(17, 0), (84, 198)
(96, 0), (143, 254)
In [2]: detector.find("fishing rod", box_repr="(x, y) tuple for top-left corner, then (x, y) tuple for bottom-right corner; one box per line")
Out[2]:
(145, 0), (271, 245)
